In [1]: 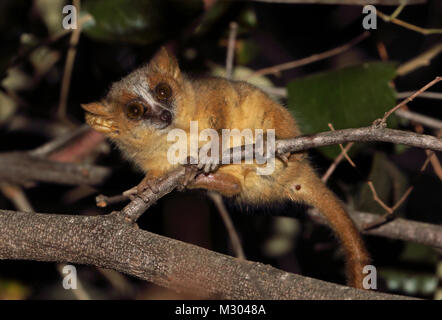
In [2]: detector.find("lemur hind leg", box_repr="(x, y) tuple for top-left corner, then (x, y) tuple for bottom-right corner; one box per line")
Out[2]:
(187, 172), (242, 197)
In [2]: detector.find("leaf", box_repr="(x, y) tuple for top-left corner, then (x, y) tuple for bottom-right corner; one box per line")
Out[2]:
(82, 0), (203, 45)
(237, 40), (259, 65)
(355, 153), (409, 214)
(287, 62), (397, 158)
(211, 65), (281, 102)
(193, 0), (232, 36)
(400, 242), (438, 264)
(35, 0), (65, 35)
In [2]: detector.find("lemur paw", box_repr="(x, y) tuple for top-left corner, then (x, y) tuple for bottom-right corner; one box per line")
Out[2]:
(197, 153), (219, 173)
(180, 163), (199, 190)
(276, 151), (291, 166)
(180, 154), (219, 190)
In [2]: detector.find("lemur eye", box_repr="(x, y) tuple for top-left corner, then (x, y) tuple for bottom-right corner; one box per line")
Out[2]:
(154, 83), (172, 101)
(125, 101), (145, 120)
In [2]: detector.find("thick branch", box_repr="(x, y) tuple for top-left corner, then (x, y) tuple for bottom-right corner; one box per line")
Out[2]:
(0, 210), (412, 300)
(310, 210), (442, 248)
(117, 165), (442, 248)
(1, 125), (440, 300)
(0, 152), (111, 186)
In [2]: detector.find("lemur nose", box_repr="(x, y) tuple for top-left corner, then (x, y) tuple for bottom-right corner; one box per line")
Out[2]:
(160, 110), (172, 124)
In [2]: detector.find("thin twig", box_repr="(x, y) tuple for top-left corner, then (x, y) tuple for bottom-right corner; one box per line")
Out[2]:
(58, 0), (82, 122)
(225, 22), (238, 80)
(382, 0), (407, 21)
(96, 268), (133, 296)
(395, 109), (442, 130)
(396, 91), (442, 100)
(208, 192), (246, 260)
(0, 183), (34, 213)
(426, 129), (442, 181)
(30, 124), (90, 157)
(56, 264), (91, 300)
(363, 137), (437, 230)
(391, 186), (414, 212)
(426, 150), (442, 182)
(96, 194), (131, 208)
(0, 152), (111, 186)
(219, 20), (247, 260)
(321, 142), (354, 182)
(367, 181), (394, 214)
(380, 76), (441, 124)
(377, 10), (442, 35)
(259, 86), (288, 98)
(246, 32), (369, 79)
(327, 123), (356, 167)
(259, 87), (442, 101)
(397, 44), (442, 76)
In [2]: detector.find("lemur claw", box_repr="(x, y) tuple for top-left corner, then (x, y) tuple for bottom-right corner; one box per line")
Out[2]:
(180, 154), (219, 190)
(276, 151), (291, 166)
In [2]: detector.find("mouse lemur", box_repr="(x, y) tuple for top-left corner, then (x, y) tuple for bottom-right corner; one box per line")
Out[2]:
(82, 47), (370, 289)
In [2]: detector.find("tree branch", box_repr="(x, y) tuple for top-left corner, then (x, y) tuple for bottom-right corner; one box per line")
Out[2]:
(1, 124), (440, 299)
(0, 209), (413, 300)
(111, 161), (442, 248)
(94, 125), (442, 224)
(274, 126), (442, 154)
(309, 209), (442, 248)
(0, 152), (111, 186)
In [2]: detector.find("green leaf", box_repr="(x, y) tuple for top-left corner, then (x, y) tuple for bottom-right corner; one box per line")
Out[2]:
(287, 62), (397, 158)
(400, 242), (438, 264)
(355, 153), (409, 214)
(237, 40), (259, 65)
(193, 0), (232, 36)
(82, 0), (203, 45)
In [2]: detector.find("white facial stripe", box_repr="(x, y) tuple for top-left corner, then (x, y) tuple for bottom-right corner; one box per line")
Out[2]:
(133, 82), (165, 110)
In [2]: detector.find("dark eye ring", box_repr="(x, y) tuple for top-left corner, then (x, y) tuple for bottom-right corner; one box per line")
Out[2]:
(125, 101), (145, 120)
(154, 83), (172, 101)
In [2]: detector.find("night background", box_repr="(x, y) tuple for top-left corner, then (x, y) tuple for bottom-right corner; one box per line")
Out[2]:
(0, 0), (441, 299)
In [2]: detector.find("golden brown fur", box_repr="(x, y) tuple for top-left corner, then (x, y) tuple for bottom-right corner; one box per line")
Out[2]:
(82, 47), (370, 289)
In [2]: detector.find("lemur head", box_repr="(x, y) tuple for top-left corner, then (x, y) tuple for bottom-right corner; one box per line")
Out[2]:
(82, 47), (192, 143)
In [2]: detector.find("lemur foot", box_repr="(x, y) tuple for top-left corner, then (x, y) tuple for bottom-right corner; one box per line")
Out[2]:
(179, 154), (219, 190)
(276, 151), (291, 166)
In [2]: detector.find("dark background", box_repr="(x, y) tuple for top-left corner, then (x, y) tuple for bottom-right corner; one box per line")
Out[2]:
(0, 0), (441, 299)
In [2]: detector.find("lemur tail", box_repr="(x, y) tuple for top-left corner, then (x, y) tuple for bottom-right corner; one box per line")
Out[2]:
(286, 161), (370, 289)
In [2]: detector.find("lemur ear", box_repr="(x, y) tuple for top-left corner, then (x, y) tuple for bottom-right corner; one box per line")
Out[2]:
(81, 102), (112, 117)
(149, 47), (181, 80)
